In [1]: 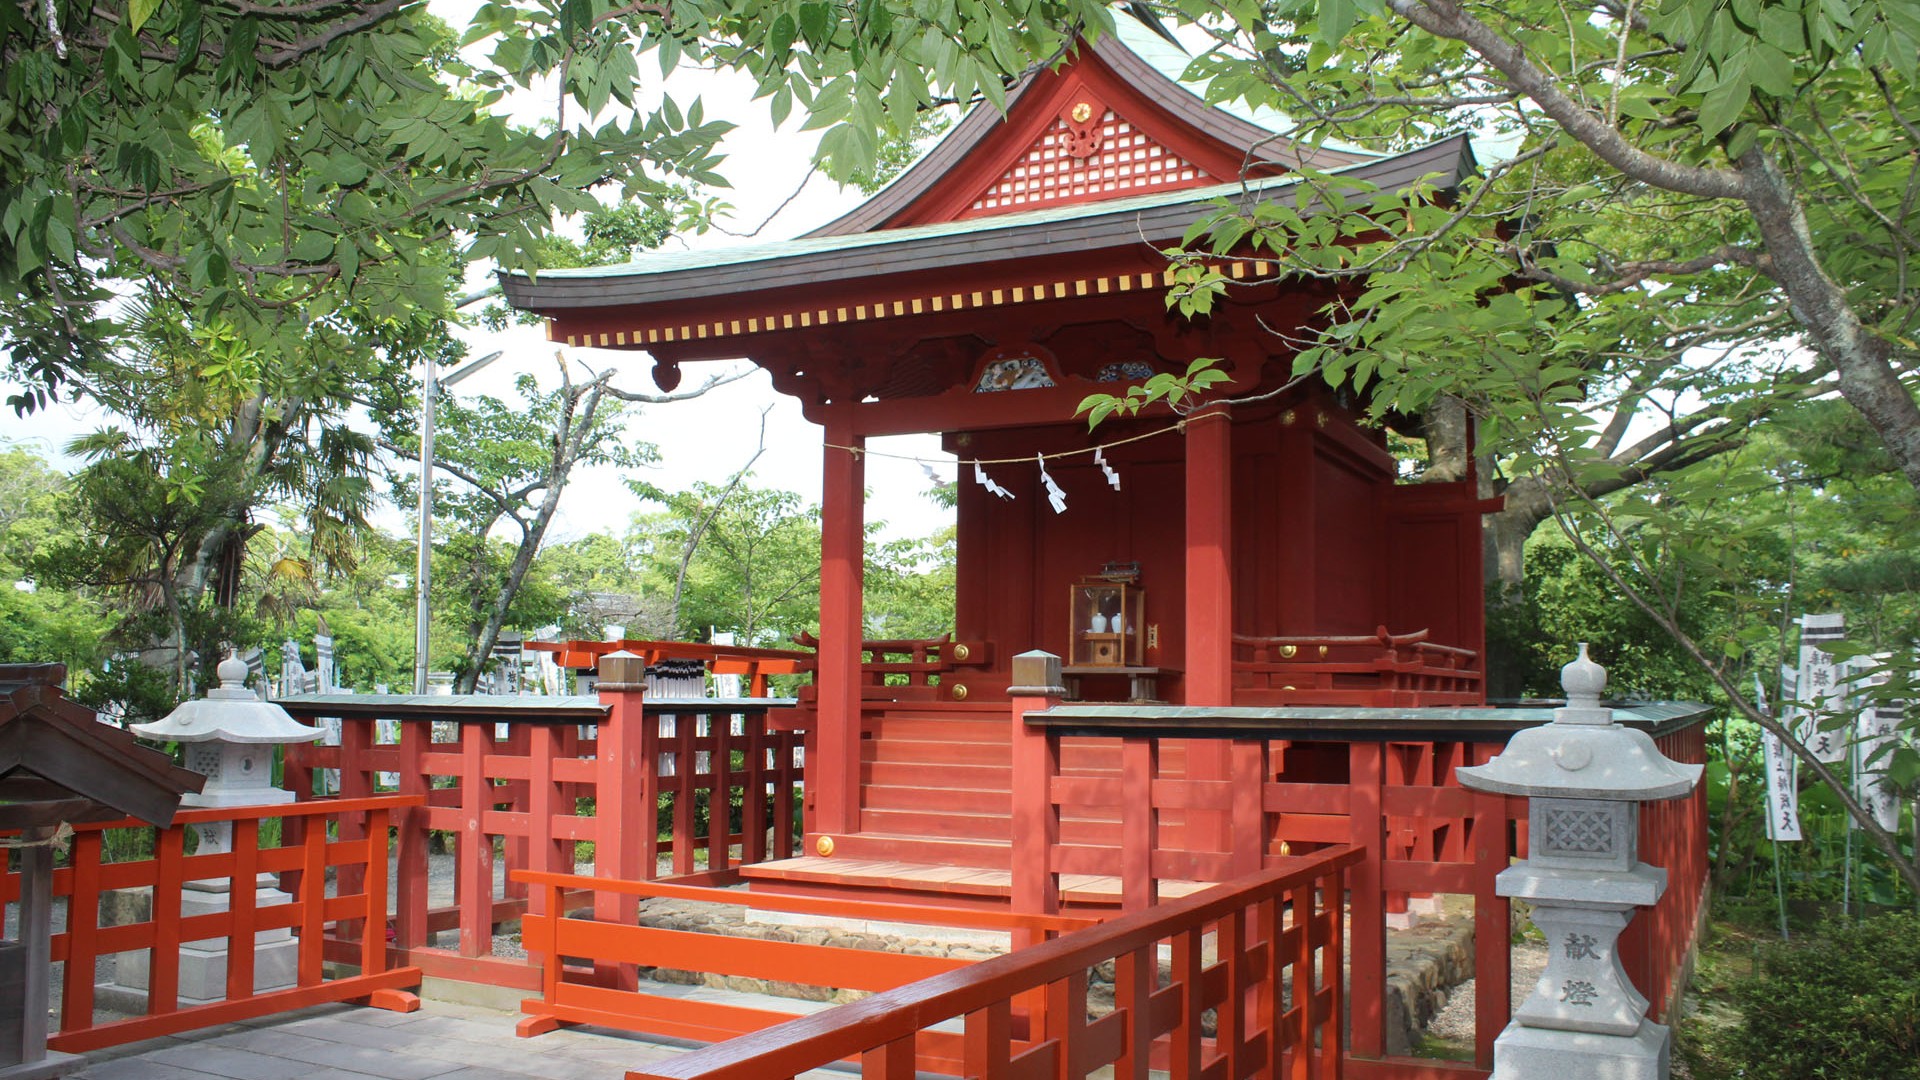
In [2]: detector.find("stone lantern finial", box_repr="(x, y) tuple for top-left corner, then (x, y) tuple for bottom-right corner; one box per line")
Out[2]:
(215, 653), (250, 692)
(1563, 642), (1605, 707)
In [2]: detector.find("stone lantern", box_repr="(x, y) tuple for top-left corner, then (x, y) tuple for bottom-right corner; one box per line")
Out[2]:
(125, 653), (324, 1003)
(1456, 644), (1702, 1080)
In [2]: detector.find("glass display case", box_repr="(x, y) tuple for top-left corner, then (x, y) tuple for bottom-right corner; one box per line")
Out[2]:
(1069, 577), (1144, 666)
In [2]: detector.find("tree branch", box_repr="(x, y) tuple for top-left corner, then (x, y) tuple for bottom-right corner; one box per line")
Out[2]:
(1387, 0), (1746, 200)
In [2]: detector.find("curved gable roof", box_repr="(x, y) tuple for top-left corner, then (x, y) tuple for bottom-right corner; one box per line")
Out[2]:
(806, 32), (1372, 238)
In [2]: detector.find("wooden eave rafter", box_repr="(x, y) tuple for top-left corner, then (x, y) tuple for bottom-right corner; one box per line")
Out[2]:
(805, 34), (1374, 237)
(547, 253), (1280, 352)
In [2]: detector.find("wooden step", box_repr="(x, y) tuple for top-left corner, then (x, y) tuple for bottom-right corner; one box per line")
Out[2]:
(862, 717), (1010, 742)
(863, 738), (1009, 767)
(858, 808), (1127, 846)
(863, 784), (1010, 814)
(740, 856), (1213, 907)
(863, 761), (1010, 788)
(859, 808), (1012, 841)
(813, 831), (1012, 868)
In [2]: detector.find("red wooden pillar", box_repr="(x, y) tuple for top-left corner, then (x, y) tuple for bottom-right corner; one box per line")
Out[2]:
(1120, 735), (1159, 911)
(525, 723), (568, 924)
(1009, 651), (1064, 947)
(1346, 739), (1387, 1060)
(1184, 403), (1234, 701)
(1471, 741), (1515, 1069)
(1184, 404), (1234, 858)
(814, 407), (865, 839)
(392, 718), (430, 951)
(335, 718), (373, 945)
(457, 720), (493, 957)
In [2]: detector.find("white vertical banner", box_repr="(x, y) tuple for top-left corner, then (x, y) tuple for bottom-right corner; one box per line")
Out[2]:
(1758, 675), (1803, 842)
(1793, 613), (1849, 764)
(1850, 653), (1904, 833)
(711, 630), (744, 699)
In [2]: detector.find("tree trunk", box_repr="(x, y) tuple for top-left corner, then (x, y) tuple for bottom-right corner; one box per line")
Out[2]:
(1482, 477), (1552, 699)
(1420, 396), (1474, 483)
(1737, 148), (1920, 494)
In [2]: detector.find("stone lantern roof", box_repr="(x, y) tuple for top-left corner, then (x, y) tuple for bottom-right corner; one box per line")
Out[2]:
(132, 655), (323, 745)
(1456, 644), (1702, 801)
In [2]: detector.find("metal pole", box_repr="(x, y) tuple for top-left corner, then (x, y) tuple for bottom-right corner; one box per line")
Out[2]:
(412, 350), (502, 696)
(413, 355), (437, 695)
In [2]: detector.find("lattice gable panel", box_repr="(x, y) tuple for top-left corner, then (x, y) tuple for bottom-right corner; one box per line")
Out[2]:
(969, 93), (1211, 216)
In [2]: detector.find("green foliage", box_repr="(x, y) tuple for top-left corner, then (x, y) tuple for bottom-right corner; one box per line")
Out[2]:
(0, 445), (114, 674)
(865, 526), (957, 639)
(1076, 357), (1233, 428)
(1723, 912), (1920, 1079)
(630, 477), (957, 645)
(848, 110), (955, 195)
(2, 0), (1112, 410)
(631, 480), (823, 644)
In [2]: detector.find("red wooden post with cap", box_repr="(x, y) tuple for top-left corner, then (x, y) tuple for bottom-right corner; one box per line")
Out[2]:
(594, 651), (651, 990)
(1008, 649), (1065, 946)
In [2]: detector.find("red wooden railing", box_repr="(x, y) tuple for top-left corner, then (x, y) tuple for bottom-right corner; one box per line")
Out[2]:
(0, 796), (422, 1052)
(514, 869), (1093, 1061)
(525, 638), (812, 695)
(1234, 627), (1482, 706)
(280, 684), (804, 988)
(790, 631), (995, 706)
(1012, 696), (1711, 1076)
(1621, 719), (1711, 1021)
(612, 847), (1360, 1080)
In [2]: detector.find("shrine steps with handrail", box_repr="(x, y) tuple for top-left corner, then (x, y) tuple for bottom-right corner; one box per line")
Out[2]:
(745, 704), (1195, 907)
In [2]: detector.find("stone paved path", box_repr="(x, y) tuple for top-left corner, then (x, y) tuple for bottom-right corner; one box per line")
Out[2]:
(69, 999), (816, 1080)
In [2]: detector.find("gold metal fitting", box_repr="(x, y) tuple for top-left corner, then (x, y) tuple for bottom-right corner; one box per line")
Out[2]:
(952, 643), (970, 662)
(815, 835), (836, 857)
(951, 684), (969, 701)
(1278, 644), (1298, 658)
(1071, 101), (1093, 123)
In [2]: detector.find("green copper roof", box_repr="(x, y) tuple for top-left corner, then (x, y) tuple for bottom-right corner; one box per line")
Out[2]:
(500, 136), (1474, 311)
(518, 171), (1314, 283)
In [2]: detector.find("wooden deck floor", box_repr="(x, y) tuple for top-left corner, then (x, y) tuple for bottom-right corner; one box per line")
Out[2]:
(69, 998), (842, 1080)
(739, 855), (1212, 904)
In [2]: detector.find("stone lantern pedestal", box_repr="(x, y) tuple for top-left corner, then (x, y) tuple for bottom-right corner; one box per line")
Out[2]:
(1458, 645), (1702, 1080)
(121, 656), (324, 1005)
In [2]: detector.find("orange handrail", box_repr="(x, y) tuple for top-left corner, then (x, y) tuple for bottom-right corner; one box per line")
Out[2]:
(1, 795), (425, 1052)
(619, 848), (1363, 1080)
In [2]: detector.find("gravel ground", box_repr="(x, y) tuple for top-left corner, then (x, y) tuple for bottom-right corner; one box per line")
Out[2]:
(1424, 938), (1549, 1042)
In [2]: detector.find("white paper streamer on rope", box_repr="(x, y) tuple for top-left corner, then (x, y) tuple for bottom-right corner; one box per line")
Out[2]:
(1791, 613), (1849, 764)
(1849, 653), (1904, 832)
(1759, 674), (1803, 842)
(922, 463), (942, 485)
(1037, 454), (1067, 514)
(1093, 447), (1121, 490)
(973, 461), (1013, 500)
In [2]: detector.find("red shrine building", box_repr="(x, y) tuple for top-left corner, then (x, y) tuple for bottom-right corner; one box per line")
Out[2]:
(503, 27), (1490, 876)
